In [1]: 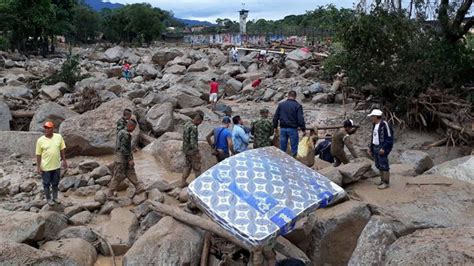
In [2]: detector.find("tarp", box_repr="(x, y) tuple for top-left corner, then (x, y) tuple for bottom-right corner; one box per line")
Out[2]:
(188, 147), (346, 248)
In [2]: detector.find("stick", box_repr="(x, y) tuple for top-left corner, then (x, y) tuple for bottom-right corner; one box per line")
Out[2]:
(406, 182), (453, 186)
(200, 232), (212, 266)
(11, 110), (35, 118)
(139, 132), (156, 146)
(91, 229), (116, 266)
(146, 201), (311, 264)
(426, 138), (448, 148)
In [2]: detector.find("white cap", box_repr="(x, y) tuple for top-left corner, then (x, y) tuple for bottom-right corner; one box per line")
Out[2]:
(368, 109), (383, 117)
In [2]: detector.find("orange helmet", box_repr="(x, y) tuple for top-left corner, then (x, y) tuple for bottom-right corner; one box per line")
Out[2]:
(43, 121), (55, 128)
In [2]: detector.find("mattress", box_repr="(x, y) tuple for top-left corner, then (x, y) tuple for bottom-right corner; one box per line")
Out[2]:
(188, 147), (346, 248)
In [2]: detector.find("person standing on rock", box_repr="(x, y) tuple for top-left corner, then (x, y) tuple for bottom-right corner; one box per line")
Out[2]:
(209, 78), (219, 111)
(330, 119), (359, 166)
(207, 116), (234, 162)
(368, 109), (394, 190)
(108, 119), (145, 198)
(122, 61), (131, 82)
(273, 91), (306, 157)
(230, 46), (238, 62)
(232, 115), (250, 154)
(35, 121), (67, 206)
(116, 108), (132, 133)
(251, 108), (273, 148)
(181, 114), (204, 187)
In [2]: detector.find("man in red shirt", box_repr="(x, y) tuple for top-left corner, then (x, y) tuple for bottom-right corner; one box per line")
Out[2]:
(252, 78), (262, 89)
(209, 78), (219, 110)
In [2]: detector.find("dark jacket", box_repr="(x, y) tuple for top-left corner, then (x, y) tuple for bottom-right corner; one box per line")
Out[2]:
(273, 99), (305, 130)
(315, 138), (334, 163)
(370, 120), (394, 153)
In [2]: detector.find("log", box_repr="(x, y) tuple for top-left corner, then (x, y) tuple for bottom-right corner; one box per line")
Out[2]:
(146, 201), (311, 264)
(11, 110), (35, 118)
(139, 132), (156, 146)
(200, 232), (212, 266)
(406, 182), (453, 186)
(426, 138), (448, 148)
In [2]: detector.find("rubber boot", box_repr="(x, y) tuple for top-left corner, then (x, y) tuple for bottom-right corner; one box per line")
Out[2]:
(378, 171), (390, 190)
(44, 185), (51, 201)
(52, 186), (60, 204)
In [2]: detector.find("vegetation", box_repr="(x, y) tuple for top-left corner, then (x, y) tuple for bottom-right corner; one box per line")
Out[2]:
(43, 51), (88, 89)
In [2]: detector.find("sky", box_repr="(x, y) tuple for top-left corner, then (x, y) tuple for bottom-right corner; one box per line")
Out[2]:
(110, 0), (356, 22)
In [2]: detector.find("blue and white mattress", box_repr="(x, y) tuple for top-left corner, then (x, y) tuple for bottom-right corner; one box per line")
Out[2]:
(188, 147), (346, 248)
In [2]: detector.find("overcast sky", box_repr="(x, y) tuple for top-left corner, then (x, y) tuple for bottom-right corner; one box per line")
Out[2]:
(110, 0), (356, 22)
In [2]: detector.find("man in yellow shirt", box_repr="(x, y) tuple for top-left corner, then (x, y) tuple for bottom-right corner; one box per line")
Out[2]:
(35, 121), (67, 206)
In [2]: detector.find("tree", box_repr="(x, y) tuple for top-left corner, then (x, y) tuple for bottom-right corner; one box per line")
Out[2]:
(71, 4), (100, 43)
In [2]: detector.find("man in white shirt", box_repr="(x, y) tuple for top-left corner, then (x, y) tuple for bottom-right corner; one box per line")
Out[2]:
(368, 109), (394, 190)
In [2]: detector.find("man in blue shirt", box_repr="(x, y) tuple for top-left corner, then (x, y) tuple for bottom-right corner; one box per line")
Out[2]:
(315, 134), (334, 163)
(273, 91), (306, 156)
(232, 115), (250, 154)
(206, 117), (234, 162)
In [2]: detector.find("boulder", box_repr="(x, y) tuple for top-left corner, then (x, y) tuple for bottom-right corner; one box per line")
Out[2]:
(98, 201), (120, 215)
(90, 165), (110, 179)
(238, 54), (255, 68)
(41, 238), (97, 266)
(221, 64), (243, 76)
(103, 46), (124, 63)
(29, 102), (79, 132)
(262, 89), (276, 102)
(0, 179), (10, 196)
(74, 185), (101, 197)
(132, 192), (147, 205)
(64, 201), (102, 217)
(176, 93), (205, 109)
(348, 216), (402, 265)
(424, 155), (474, 184)
(187, 60), (209, 72)
(0, 100), (12, 131)
(318, 166), (343, 186)
(98, 90), (118, 102)
(0, 85), (32, 98)
(57, 226), (98, 244)
(0, 209), (45, 243)
(95, 175), (112, 186)
(142, 92), (178, 108)
(123, 217), (203, 266)
(177, 106), (219, 122)
(145, 102), (174, 136)
(79, 160), (100, 172)
(0, 131), (43, 158)
(299, 201), (371, 265)
(40, 211), (69, 241)
(0, 241), (72, 265)
(132, 76), (144, 83)
(312, 93), (332, 104)
(338, 161), (371, 185)
(148, 188), (165, 203)
(136, 64), (160, 80)
(105, 66), (123, 78)
(140, 211), (163, 230)
(144, 132), (217, 173)
(285, 60), (300, 73)
(390, 163), (417, 176)
(152, 49), (184, 66)
(123, 51), (140, 65)
(165, 64), (186, 75)
(40, 82), (67, 100)
(235, 72), (263, 82)
(59, 175), (87, 192)
(59, 98), (139, 156)
(385, 227), (474, 265)
(95, 190), (107, 204)
(96, 208), (139, 255)
(70, 210), (93, 225)
(399, 150), (434, 174)
(169, 56), (193, 67)
(225, 78), (243, 96)
(312, 158), (333, 170)
(287, 48), (313, 62)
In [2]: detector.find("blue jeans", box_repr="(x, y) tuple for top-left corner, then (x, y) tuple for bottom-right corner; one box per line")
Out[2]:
(42, 168), (60, 200)
(280, 128), (299, 156)
(372, 145), (390, 171)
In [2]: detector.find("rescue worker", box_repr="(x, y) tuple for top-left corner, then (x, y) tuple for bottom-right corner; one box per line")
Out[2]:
(315, 134), (334, 163)
(181, 114), (204, 187)
(251, 108), (273, 148)
(368, 109), (394, 190)
(206, 116), (234, 162)
(117, 108), (132, 133)
(107, 119), (145, 198)
(330, 119), (359, 166)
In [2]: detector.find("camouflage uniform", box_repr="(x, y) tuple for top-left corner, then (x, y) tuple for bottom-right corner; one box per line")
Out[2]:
(330, 128), (358, 167)
(116, 117), (128, 133)
(251, 118), (273, 148)
(182, 121), (202, 183)
(108, 129), (143, 196)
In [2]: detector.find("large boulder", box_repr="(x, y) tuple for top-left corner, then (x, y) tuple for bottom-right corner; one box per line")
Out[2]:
(187, 60), (209, 72)
(59, 98), (139, 156)
(145, 103), (174, 136)
(152, 49), (184, 66)
(169, 56), (192, 67)
(398, 150), (434, 174)
(296, 201), (371, 265)
(29, 102), (79, 132)
(0, 131), (43, 158)
(123, 217), (203, 266)
(0, 241), (73, 265)
(0, 209), (46, 243)
(136, 64), (160, 80)
(165, 64), (186, 75)
(94, 208), (139, 255)
(103, 46), (124, 63)
(225, 78), (243, 96)
(424, 155), (474, 184)
(40, 211), (69, 241)
(286, 48), (313, 62)
(385, 227), (474, 265)
(238, 54), (255, 68)
(57, 226), (98, 244)
(143, 132), (217, 173)
(0, 100), (12, 131)
(40, 82), (67, 100)
(338, 161), (371, 185)
(41, 238), (97, 266)
(176, 93), (205, 109)
(0, 85), (32, 98)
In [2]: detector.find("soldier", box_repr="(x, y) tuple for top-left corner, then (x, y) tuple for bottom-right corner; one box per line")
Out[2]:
(181, 114), (204, 188)
(117, 108), (132, 133)
(107, 119), (144, 198)
(251, 108), (274, 148)
(330, 119), (359, 167)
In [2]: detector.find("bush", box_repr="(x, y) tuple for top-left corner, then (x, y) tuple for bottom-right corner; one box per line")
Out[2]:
(43, 53), (88, 90)
(0, 36), (8, 51)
